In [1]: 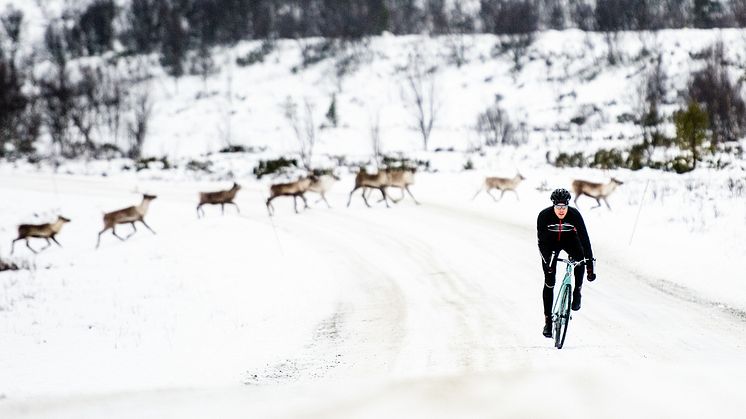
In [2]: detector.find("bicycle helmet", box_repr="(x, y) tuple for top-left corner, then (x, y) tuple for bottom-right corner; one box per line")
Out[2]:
(550, 188), (571, 205)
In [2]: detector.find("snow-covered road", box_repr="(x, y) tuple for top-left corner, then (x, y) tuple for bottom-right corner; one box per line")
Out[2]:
(1, 172), (744, 418)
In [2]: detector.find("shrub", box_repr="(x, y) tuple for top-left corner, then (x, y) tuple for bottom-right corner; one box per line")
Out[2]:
(136, 156), (171, 171)
(626, 142), (649, 170)
(236, 40), (274, 67)
(668, 155), (694, 174)
(553, 152), (586, 168)
(591, 148), (624, 169)
(673, 101), (709, 169)
(381, 154), (429, 171)
(253, 157), (298, 179)
(185, 159), (212, 173)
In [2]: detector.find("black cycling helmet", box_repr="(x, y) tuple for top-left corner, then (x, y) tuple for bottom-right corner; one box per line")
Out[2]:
(550, 188), (571, 205)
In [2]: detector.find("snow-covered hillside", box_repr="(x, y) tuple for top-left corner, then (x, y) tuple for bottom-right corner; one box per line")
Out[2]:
(2, 2), (746, 418)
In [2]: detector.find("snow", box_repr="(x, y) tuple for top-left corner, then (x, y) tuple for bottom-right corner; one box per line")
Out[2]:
(0, 5), (745, 416)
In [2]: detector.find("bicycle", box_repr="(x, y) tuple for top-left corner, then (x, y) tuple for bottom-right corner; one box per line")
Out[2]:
(549, 253), (591, 349)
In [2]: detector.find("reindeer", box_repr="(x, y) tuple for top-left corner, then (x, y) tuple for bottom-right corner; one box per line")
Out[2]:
(472, 173), (526, 201)
(385, 168), (419, 205)
(347, 168), (390, 208)
(364, 168), (420, 205)
(572, 177), (624, 210)
(96, 194), (157, 248)
(307, 173), (340, 208)
(11, 215), (71, 255)
(266, 176), (314, 216)
(197, 182), (242, 218)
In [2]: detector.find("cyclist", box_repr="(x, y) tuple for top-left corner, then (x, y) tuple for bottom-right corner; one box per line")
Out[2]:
(537, 188), (596, 338)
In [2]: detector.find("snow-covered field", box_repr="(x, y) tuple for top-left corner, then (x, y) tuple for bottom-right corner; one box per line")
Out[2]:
(1, 2), (745, 415)
(0, 162), (745, 418)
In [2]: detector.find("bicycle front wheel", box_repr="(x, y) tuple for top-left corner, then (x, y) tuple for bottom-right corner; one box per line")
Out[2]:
(554, 284), (572, 349)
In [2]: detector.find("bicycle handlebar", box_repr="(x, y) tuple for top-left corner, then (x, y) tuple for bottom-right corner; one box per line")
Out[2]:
(555, 257), (592, 267)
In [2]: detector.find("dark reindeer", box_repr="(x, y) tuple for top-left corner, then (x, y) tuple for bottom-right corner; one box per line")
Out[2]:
(266, 177), (314, 216)
(197, 182), (242, 217)
(11, 215), (71, 254)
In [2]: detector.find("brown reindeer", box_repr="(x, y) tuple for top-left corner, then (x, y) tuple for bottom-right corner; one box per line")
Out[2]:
(364, 168), (420, 205)
(266, 176), (314, 216)
(347, 168), (390, 208)
(385, 168), (420, 205)
(472, 173), (525, 201)
(307, 174), (340, 208)
(96, 194), (157, 248)
(11, 215), (71, 254)
(197, 182), (242, 217)
(572, 177), (624, 210)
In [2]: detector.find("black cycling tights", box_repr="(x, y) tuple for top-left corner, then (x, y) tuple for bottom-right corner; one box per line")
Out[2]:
(540, 248), (585, 317)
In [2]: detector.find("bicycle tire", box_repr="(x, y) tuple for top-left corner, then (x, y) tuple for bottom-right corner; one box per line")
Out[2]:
(554, 284), (572, 349)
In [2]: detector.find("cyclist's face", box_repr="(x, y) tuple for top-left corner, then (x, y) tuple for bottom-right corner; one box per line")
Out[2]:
(554, 204), (568, 219)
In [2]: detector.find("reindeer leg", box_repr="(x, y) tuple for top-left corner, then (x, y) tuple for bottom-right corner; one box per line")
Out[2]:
(221, 203), (225, 215)
(196, 204), (203, 218)
(592, 197), (602, 209)
(604, 197), (612, 210)
(140, 219), (156, 234)
(388, 187), (403, 204)
(26, 239), (38, 254)
(111, 226), (126, 241)
(96, 228), (108, 248)
(11, 238), (20, 255)
(380, 187), (390, 208)
(406, 186), (420, 205)
(292, 196), (300, 213)
(486, 189), (499, 202)
(51, 236), (63, 247)
(513, 190), (520, 201)
(397, 187), (406, 202)
(472, 187), (483, 201)
(321, 193), (332, 208)
(266, 197), (275, 216)
(347, 187), (359, 208)
(302, 194), (310, 210)
(125, 222), (137, 239)
(361, 188), (373, 207)
(230, 202), (240, 214)
(41, 238), (53, 251)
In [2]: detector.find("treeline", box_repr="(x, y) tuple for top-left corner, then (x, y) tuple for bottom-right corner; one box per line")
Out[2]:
(23, 0), (746, 60)
(1, 0), (746, 165)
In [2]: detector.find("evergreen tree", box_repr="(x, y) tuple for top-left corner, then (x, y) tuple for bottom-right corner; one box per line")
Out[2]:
(673, 101), (709, 169)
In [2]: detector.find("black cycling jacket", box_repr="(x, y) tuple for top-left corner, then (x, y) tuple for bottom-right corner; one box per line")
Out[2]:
(536, 206), (593, 262)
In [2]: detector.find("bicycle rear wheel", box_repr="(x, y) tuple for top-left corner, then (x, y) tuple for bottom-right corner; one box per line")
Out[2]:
(554, 284), (572, 349)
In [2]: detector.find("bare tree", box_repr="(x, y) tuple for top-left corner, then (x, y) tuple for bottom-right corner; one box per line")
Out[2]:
(369, 110), (383, 167)
(402, 50), (439, 151)
(283, 96), (317, 170)
(127, 85), (153, 159)
(476, 96), (515, 146)
(443, 2), (474, 67)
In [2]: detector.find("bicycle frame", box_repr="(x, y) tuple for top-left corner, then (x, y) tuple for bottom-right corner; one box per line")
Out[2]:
(550, 253), (589, 349)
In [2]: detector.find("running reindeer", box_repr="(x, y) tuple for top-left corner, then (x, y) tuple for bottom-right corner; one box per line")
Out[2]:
(307, 173), (340, 208)
(472, 173), (525, 201)
(197, 182), (242, 217)
(347, 168), (390, 208)
(266, 176), (314, 216)
(363, 167), (420, 205)
(11, 215), (71, 254)
(96, 194), (157, 248)
(571, 177), (624, 210)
